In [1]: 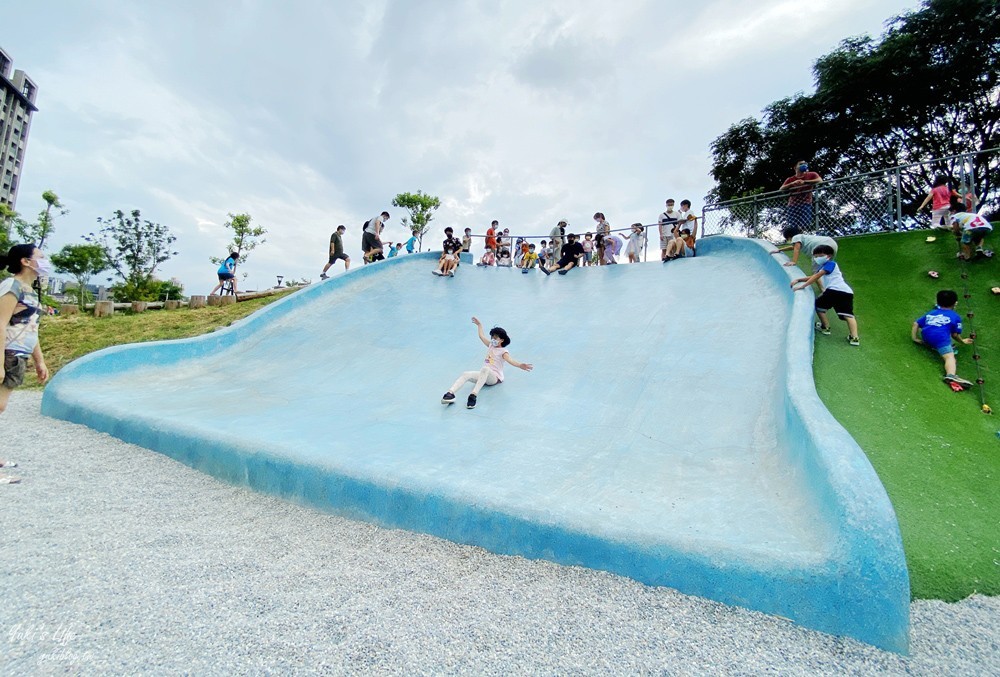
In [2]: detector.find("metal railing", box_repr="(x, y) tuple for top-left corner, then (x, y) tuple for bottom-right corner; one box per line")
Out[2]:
(701, 147), (999, 242)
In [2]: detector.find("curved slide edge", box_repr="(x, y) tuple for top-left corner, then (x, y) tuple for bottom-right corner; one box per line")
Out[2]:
(700, 236), (910, 653)
(42, 242), (910, 653)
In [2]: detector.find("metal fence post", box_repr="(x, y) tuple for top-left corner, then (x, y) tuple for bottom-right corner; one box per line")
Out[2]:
(752, 195), (759, 238)
(967, 153), (977, 208)
(894, 168), (902, 230)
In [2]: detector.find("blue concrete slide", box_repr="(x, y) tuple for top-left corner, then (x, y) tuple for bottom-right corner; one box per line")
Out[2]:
(42, 236), (910, 652)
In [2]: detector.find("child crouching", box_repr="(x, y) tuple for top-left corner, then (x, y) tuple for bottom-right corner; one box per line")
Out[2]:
(791, 244), (860, 346)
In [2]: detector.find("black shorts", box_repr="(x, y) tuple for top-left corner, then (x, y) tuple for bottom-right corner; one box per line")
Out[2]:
(218, 273), (235, 281)
(556, 255), (576, 268)
(815, 289), (854, 318)
(328, 252), (349, 263)
(3, 352), (27, 389)
(361, 231), (381, 252)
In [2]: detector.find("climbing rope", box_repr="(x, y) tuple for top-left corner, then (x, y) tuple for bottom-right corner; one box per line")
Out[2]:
(954, 234), (992, 414)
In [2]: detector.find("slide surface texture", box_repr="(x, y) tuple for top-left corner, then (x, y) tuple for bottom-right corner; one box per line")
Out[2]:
(42, 236), (910, 652)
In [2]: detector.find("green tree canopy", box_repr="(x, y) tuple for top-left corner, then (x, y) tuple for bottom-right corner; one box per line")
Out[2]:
(0, 203), (16, 256)
(51, 243), (108, 308)
(708, 0), (1000, 214)
(209, 212), (267, 270)
(88, 209), (177, 301)
(392, 191), (441, 251)
(147, 278), (185, 301)
(13, 189), (67, 249)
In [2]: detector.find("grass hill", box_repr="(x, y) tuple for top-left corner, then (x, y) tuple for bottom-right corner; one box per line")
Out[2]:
(21, 234), (999, 601)
(812, 229), (998, 601)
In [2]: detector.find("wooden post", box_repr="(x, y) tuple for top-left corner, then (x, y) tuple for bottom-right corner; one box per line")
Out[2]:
(206, 295), (223, 307)
(131, 301), (148, 313)
(94, 300), (115, 318)
(219, 295), (237, 306)
(164, 300), (181, 310)
(60, 304), (80, 316)
(188, 295), (207, 309)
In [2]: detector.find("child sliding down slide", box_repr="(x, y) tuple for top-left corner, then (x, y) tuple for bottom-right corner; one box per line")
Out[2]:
(441, 317), (533, 409)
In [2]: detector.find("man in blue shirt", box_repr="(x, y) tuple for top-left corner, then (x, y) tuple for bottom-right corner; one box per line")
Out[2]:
(912, 289), (974, 387)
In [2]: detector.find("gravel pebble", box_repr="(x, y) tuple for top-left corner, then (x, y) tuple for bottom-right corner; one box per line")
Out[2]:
(2, 392), (998, 675)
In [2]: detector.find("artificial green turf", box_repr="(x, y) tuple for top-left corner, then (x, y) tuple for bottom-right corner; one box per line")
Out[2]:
(810, 229), (999, 600)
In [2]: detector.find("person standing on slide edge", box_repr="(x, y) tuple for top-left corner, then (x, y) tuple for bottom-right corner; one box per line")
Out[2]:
(780, 160), (822, 231)
(441, 317), (533, 409)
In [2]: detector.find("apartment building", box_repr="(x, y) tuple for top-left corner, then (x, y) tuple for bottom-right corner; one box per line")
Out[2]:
(0, 45), (38, 209)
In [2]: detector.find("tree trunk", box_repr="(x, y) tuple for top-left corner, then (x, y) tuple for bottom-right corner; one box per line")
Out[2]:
(131, 301), (148, 313)
(219, 295), (237, 306)
(164, 300), (181, 310)
(93, 300), (115, 318)
(60, 304), (80, 315)
(206, 295), (223, 306)
(188, 295), (207, 309)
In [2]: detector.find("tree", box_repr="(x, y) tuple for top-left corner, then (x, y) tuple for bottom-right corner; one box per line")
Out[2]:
(51, 243), (107, 308)
(209, 212), (267, 272)
(708, 0), (1000, 213)
(392, 191), (441, 251)
(89, 209), (177, 302)
(0, 205), (15, 265)
(14, 190), (67, 249)
(146, 278), (185, 301)
(0, 203), (16, 247)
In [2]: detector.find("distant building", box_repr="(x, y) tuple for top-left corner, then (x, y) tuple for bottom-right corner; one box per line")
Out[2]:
(0, 45), (38, 209)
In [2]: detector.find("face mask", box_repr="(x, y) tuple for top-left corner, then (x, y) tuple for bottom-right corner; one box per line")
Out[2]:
(490, 338), (500, 347)
(798, 164), (809, 172)
(813, 255), (829, 265)
(32, 257), (53, 278)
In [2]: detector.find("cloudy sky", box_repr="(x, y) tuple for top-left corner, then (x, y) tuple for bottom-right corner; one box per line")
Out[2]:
(5, 0), (917, 292)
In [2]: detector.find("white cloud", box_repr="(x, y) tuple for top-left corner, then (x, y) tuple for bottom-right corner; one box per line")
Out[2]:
(5, 0), (918, 292)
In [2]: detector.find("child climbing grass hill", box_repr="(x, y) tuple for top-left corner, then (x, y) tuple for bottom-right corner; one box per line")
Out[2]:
(810, 228), (997, 601)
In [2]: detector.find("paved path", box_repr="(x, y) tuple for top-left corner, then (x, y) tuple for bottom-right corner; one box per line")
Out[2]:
(2, 392), (997, 675)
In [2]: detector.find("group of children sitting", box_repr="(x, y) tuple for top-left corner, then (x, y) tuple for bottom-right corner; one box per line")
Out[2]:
(476, 232), (616, 271)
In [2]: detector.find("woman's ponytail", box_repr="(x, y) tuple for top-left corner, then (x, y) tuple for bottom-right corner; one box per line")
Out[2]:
(3, 243), (37, 275)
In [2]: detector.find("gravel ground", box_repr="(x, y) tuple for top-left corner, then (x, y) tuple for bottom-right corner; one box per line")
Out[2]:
(2, 391), (998, 675)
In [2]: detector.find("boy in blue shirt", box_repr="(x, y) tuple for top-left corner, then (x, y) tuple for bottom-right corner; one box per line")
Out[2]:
(912, 289), (974, 387)
(405, 230), (419, 254)
(791, 244), (859, 346)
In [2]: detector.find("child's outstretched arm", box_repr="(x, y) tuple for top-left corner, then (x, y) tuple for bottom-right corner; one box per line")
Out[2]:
(952, 331), (974, 346)
(782, 242), (803, 267)
(790, 269), (826, 291)
(503, 353), (533, 371)
(471, 316), (489, 346)
(912, 322), (924, 344)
